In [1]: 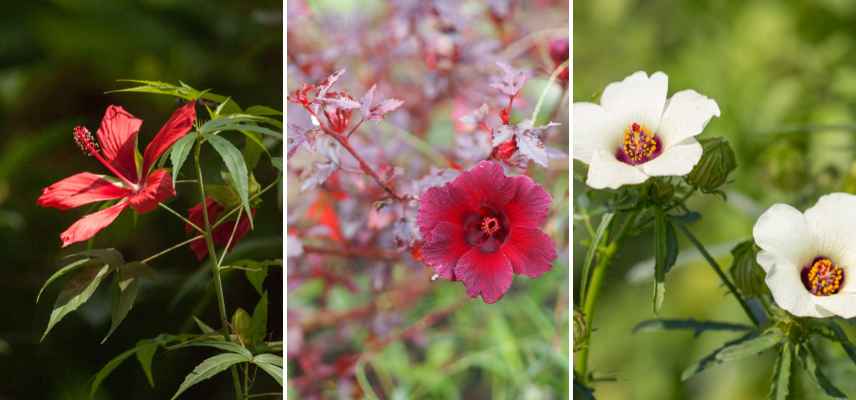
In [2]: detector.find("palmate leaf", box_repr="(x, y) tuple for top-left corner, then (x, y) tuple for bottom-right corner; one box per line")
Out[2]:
(136, 340), (159, 388)
(205, 134), (252, 227)
(768, 341), (792, 400)
(36, 257), (91, 304)
(102, 262), (153, 343)
(715, 329), (783, 362)
(797, 343), (846, 399)
(634, 318), (754, 337)
(109, 80), (241, 114)
(169, 132), (197, 183)
(170, 353), (249, 400)
(41, 263), (112, 342)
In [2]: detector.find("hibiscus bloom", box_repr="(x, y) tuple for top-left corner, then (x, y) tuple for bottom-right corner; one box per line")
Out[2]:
(753, 193), (856, 318)
(38, 103), (196, 247)
(186, 197), (254, 260)
(417, 161), (556, 303)
(574, 71), (720, 189)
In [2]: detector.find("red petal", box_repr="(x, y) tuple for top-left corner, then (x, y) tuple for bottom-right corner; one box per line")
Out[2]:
(60, 201), (128, 247)
(421, 222), (470, 280)
(37, 172), (131, 210)
(504, 175), (551, 228)
(128, 169), (176, 212)
(453, 247), (513, 304)
(213, 209), (254, 248)
(449, 160), (515, 210)
(142, 102), (196, 173)
(416, 183), (470, 238)
(96, 105), (142, 182)
(502, 227), (557, 278)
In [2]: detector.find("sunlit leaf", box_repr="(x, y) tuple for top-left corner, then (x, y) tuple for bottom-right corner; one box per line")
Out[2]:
(170, 353), (248, 400)
(205, 134), (252, 226)
(41, 264), (112, 341)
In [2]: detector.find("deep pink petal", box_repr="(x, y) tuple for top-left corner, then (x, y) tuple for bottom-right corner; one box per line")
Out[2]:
(128, 169), (176, 212)
(453, 247), (513, 304)
(142, 102), (196, 173)
(450, 161), (515, 210)
(417, 184), (471, 238)
(504, 175), (552, 228)
(186, 199), (220, 260)
(421, 222), (471, 280)
(60, 201), (128, 247)
(37, 172), (131, 210)
(96, 105), (142, 182)
(502, 227), (557, 278)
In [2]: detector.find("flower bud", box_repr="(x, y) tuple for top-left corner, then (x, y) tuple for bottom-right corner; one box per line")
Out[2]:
(686, 137), (736, 191)
(729, 240), (767, 298)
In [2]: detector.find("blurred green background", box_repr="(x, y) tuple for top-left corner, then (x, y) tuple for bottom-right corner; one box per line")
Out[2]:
(0, 1), (282, 399)
(575, 0), (856, 399)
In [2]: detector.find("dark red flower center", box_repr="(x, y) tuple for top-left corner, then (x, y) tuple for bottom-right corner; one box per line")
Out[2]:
(464, 207), (508, 253)
(801, 256), (845, 296)
(73, 126), (100, 156)
(615, 122), (662, 165)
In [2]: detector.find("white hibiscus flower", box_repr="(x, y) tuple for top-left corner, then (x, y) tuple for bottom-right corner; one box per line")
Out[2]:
(574, 71), (721, 189)
(753, 193), (856, 318)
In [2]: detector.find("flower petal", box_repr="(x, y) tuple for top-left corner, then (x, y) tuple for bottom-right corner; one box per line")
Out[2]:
(60, 201), (128, 247)
(142, 102), (196, 173)
(600, 71), (668, 132)
(449, 160), (515, 210)
(804, 193), (856, 276)
(417, 183), (470, 238)
(753, 203), (813, 266)
(127, 169), (176, 213)
(814, 294), (856, 318)
(504, 175), (551, 228)
(757, 252), (829, 317)
(572, 102), (618, 164)
(422, 222), (470, 280)
(658, 89), (720, 147)
(586, 150), (649, 189)
(639, 139), (703, 177)
(37, 172), (131, 210)
(502, 227), (556, 278)
(97, 105), (143, 182)
(454, 247), (513, 304)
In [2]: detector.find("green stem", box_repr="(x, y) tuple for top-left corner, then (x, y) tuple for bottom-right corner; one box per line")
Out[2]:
(530, 60), (569, 124)
(141, 235), (203, 264)
(194, 141), (243, 399)
(676, 223), (760, 326)
(159, 202), (204, 234)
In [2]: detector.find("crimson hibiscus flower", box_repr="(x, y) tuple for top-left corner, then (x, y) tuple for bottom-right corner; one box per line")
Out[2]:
(186, 197), (254, 260)
(417, 161), (556, 303)
(38, 103), (196, 247)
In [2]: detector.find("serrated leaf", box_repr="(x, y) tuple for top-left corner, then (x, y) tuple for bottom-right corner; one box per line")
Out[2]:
(716, 330), (782, 362)
(170, 132), (197, 183)
(90, 347), (138, 399)
(102, 274), (139, 343)
(634, 319), (754, 337)
(170, 353), (248, 400)
(171, 339), (253, 359)
(251, 293), (268, 345)
(41, 264), (112, 341)
(36, 257), (91, 303)
(206, 134), (252, 227)
(798, 343), (846, 399)
(769, 341), (792, 400)
(136, 341), (159, 388)
(682, 332), (757, 380)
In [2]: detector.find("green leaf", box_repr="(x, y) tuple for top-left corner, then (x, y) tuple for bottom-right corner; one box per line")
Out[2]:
(231, 308), (252, 344)
(271, 157), (283, 171)
(730, 240), (767, 298)
(253, 357), (283, 386)
(135, 340), (159, 387)
(242, 130), (267, 171)
(682, 332), (757, 380)
(102, 262), (153, 343)
(634, 318), (754, 337)
(41, 264), (112, 341)
(579, 212), (614, 303)
(170, 353), (248, 400)
(252, 353), (283, 367)
(768, 341), (792, 400)
(716, 329), (783, 362)
(251, 292), (269, 345)
(193, 316), (216, 334)
(205, 134), (252, 226)
(36, 257), (91, 303)
(90, 347), (138, 399)
(825, 321), (856, 366)
(171, 339), (253, 359)
(653, 209), (678, 314)
(170, 132), (197, 183)
(798, 343), (846, 399)
(246, 105), (283, 117)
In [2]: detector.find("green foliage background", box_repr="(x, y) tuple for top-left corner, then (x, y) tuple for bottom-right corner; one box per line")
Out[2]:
(575, 0), (856, 399)
(0, 1), (282, 399)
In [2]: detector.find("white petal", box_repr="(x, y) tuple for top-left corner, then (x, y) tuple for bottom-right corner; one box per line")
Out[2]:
(658, 89), (720, 147)
(639, 139), (702, 177)
(804, 193), (856, 284)
(814, 294), (856, 318)
(753, 203), (813, 267)
(758, 252), (829, 317)
(585, 149), (649, 189)
(573, 102), (615, 164)
(600, 71), (668, 133)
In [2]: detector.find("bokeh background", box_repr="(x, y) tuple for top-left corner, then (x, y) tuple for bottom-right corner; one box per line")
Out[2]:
(0, 1), (282, 399)
(574, 0), (856, 399)
(287, 0), (569, 399)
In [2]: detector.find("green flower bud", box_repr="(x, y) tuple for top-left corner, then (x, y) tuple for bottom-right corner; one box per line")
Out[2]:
(729, 240), (767, 298)
(231, 308), (253, 344)
(686, 137), (737, 192)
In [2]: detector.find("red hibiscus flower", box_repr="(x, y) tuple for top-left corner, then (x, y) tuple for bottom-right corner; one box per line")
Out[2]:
(38, 102), (196, 247)
(186, 197), (254, 260)
(417, 161), (556, 303)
